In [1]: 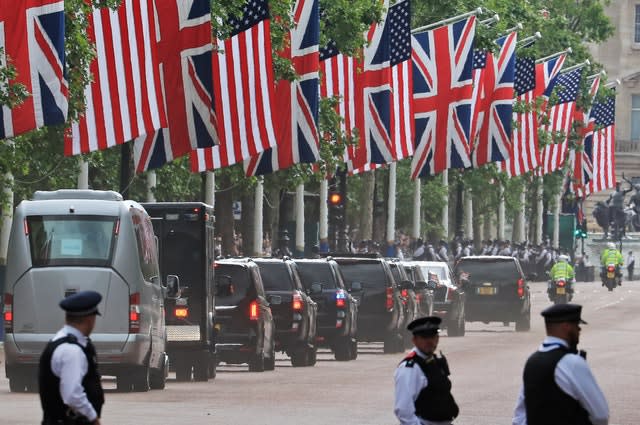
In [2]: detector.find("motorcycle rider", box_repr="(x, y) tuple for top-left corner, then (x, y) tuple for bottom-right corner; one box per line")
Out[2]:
(600, 242), (624, 286)
(548, 255), (575, 301)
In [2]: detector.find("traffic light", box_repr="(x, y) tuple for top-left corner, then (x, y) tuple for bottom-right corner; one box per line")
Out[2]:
(574, 221), (588, 239)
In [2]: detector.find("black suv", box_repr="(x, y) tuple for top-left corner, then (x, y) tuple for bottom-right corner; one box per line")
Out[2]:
(387, 260), (420, 348)
(252, 258), (319, 366)
(334, 257), (405, 353)
(213, 259), (276, 372)
(402, 262), (436, 317)
(294, 258), (358, 361)
(454, 256), (530, 332)
(408, 261), (466, 337)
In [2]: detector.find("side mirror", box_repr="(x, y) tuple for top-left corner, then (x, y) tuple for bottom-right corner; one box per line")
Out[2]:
(349, 281), (363, 292)
(166, 274), (180, 299)
(310, 282), (323, 294)
(267, 294), (282, 305)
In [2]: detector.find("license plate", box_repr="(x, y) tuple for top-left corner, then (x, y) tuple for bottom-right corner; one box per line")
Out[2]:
(607, 272), (614, 278)
(477, 287), (496, 295)
(556, 287), (566, 295)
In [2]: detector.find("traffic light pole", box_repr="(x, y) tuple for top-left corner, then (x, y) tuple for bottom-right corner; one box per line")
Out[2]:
(337, 167), (348, 252)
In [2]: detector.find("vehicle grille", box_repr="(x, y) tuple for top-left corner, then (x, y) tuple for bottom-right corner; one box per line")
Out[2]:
(166, 325), (201, 341)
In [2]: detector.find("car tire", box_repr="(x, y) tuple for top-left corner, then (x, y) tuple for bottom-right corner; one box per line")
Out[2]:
(306, 345), (318, 366)
(515, 309), (531, 332)
(334, 337), (352, 361)
(264, 343), (276, 371)
(116, 374), (133, 392)
(290, 346), (308, 367)
(150, 355), (168, 390)
(8, 377), (27, 393)
(175, 360), (192, 382)
(249, 351), (266, 372)
(131, 366), (150, 392)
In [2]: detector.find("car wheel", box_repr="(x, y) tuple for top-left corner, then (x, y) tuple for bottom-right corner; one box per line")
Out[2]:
(116, 374), (133, 392)
(290, 346), (308, 367)
(334, 337), (352, 361)
(175, 359), (192, 382)
(264, 343), (276, 371)
(131, 366), (150, 392)
(194, 354), (210, 381)
(349, 338), (358, 360)
(8, 377), (27, 393)
(248, 351), (266, 372)
(515, 309), (531, 332)
(306, 345), (318, 366)
(150, 355), (168, 390)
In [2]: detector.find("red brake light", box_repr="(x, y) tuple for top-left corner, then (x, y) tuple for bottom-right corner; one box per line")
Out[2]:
(607, 265), (615, 272)
(336, 298), (346, 308)
(3, 293), (13, 333)
(292, 293), (304, 311)
(114, 219), (120, 235)
(249, 300), (259, 320)
(401, 289), (408, 298)
(175, 308), (188, 318)
(517, 278), (525, 298)
(557, 280), (566, 287)
(385, 287), (394, 311)
(129, 292), (141, 333)
(23, 219), (29, 236)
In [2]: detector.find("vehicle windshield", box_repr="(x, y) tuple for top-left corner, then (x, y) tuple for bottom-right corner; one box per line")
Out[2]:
(296, 263), (337, 289)
(27, 215), (117, 267)
(339, 262), (388, 288)
(215, 264), (252, 305)
(455, 260), (519, 283)
(256, 262), (294, 291)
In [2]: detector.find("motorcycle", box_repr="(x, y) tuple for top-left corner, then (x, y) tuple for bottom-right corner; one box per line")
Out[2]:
(602, 263), (620, 291)
(548, 277), (572, 304)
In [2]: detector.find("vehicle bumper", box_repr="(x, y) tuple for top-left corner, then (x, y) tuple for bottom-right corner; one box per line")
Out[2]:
(465, 300), (528, 322)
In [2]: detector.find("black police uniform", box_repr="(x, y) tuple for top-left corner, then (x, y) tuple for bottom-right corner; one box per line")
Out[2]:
(39, 291), (105, 425)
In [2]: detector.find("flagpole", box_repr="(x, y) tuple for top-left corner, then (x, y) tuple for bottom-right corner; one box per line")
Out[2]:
(412, 7), (483, 34)
(504, 23), (523, 34)
(605, 79), (621, 89)
(480, 14), (499, 26)
(586, 70), (606, 81)
(535, 47), (572, 64)
(295, 183), (305, 257)
(319, 179), (329, 253)
(386, 162), (397, 257)
(560, 60), (590, 74)
(517, 32), (541, 48)
(253, 177), (264, 257)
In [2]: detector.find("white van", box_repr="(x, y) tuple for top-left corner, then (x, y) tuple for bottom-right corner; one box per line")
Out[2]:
(2, 190), (174, 392)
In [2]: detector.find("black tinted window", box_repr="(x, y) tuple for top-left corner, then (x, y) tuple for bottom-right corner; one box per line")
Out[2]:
(256, 262), (294, 291)
(456, 260), (520, 282)
(296, 263), (337, 289)
(215, 264), (253, 305)
(339, 262), (388, 288)
(389, 264), (402, 282)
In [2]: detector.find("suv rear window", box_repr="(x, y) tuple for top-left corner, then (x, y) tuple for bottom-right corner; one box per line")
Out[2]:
(339, 262), (388, 288)
(456, 260), (520, 283)
(418, 265), (447, 281)
(215, 264), (253, 305)
(297, 263), (337, 289)
(255, 262), (294, 291)
(27, 215), (117, 267)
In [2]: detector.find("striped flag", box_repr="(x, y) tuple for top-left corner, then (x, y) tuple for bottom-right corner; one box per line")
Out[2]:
(537, 68), (583, 175)
(588, 94), (616, 194)
(570, 76), (601, 196)
(244, 0), (320, 176)
(536, 54), (566, 99)
(0, 1), (67, 140)
(410, 16), (476, 178)
(498, 57), (537, 176)
(190, 0), (277, 172)
(64, 0), (166, 155)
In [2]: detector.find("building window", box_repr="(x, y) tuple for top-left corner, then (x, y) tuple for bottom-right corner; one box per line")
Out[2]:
(632, 95), (640, 140)
(636, 5), (640, 43)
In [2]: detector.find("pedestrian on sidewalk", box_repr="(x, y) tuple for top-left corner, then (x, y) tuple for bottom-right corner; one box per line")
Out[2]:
(627, 251), (635, 281)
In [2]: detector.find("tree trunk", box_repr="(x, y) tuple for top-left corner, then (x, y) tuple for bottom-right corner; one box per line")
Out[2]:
(264, 184), (280, 256)
(359, 171), (375, 242)
(240, 191), (255, 257)
(215, 173), (236, 256)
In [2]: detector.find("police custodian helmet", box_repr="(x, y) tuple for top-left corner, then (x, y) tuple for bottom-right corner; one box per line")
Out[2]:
(59, 291), (102, 316)
(407, 316), (442, 336)
(541, 303), (587, 324)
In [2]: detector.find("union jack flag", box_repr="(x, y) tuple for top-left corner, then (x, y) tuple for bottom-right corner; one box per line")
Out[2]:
(471, 32), (517, 167)
(570, 76), (601, 196)
(244, 0), (320, 176)
(588, 94), (616, 194)
(536, 54), (566, 99)
(191, 0), (277, 172)
(349, 0), (413, 171)
(0, 1), (67, 140)
(65, 0), (166, 155)
(498, 56), (537, 177)
(537, 68), (583, 176)
(133, 0), (217, 172)
(410, 16), (476, 178)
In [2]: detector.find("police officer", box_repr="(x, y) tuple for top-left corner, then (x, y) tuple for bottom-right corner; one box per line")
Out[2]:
(547, 254), (576, 300)
(394, 317), (459, 425)
(512, 304), (609, 425)
(600, 242), (624, 285)
(39, 291), (105, 425)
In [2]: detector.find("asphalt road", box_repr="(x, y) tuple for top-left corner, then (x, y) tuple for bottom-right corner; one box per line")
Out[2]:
(1, 280), (639, 424)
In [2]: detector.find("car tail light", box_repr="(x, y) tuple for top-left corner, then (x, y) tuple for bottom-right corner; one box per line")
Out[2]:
(249, 300), (259, 321)
(607, 265), (615, 272)
(114, 219), (120, 235)
(23, 219), (29, 235)
(401, 289), (408, 298)
(557, 280), (566, 287)
(446, 287), (456, 301)
(517, 278), (525, 298)
(3, 293), (13, 333)
(386, 287), (394, 311)
(292, 292), (304, 312)
(335, 290), (346, 308)
(175, 307), (188, 318)
(129, 293), (141, 333)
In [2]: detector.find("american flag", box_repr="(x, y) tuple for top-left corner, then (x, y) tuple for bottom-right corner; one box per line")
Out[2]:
(0, 1), (67, 140)
(410, 16), (476, 178)
(133, 0), (217, 173)
(64, 0), (166, 156)
(469, 49), (487, 151)
(537, 67), (583, 176)
(244, 0), (320, 176)
(498, 56), (537, 176)
(472, 32), (517, 167)
(349, 0), (413, 171)
(588, 94), (616, 194)
(570, 76), (601, 196)
(191, 0), (277, 172)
